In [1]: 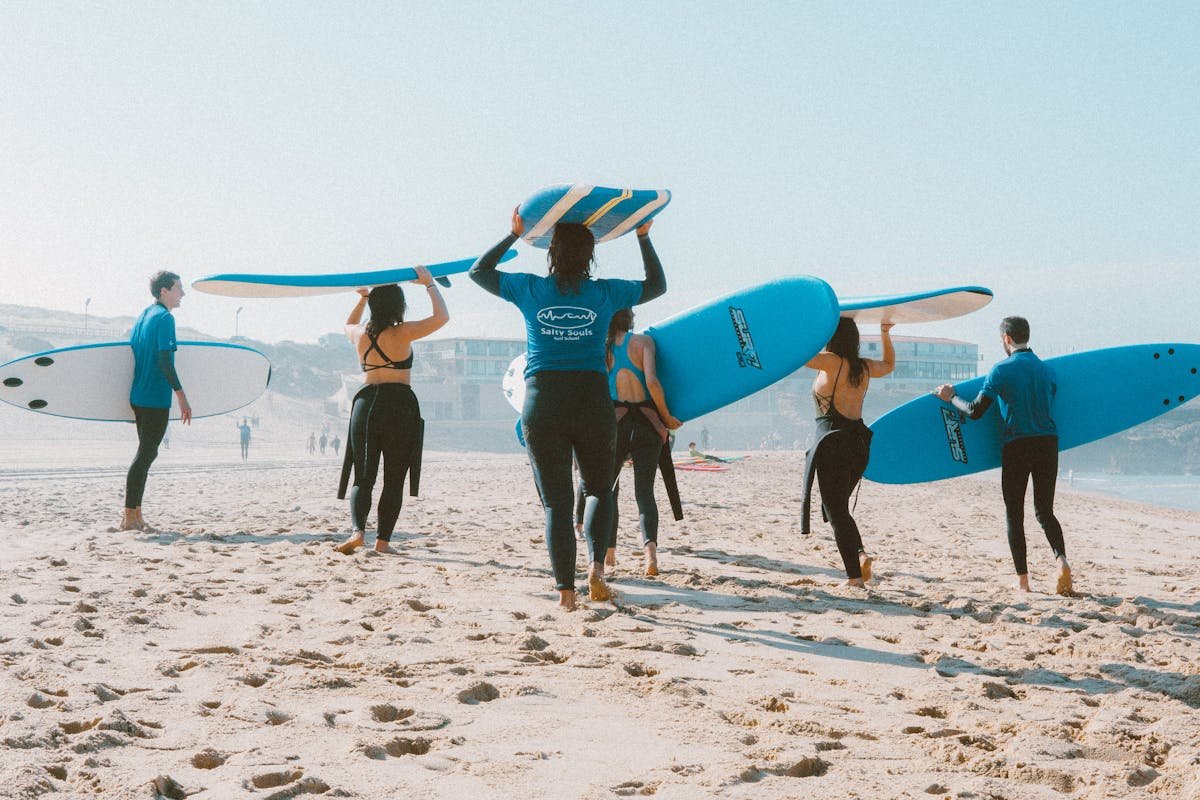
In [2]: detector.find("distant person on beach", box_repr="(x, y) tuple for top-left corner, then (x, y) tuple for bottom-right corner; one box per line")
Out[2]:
(935, 316), (1071, 595)
(334, 269), (447, 555)
(121, 270), (191, 532)
(801, 318), (894, 588)
(471, 208), (665, 611)
(687, 442), (728, 463)
(700, 425), (710, 451)
(595, 307), (682, 577)
(331, 435), (341, 457)
(307, 432), (316, 454)
(238, 418), (252, 461)
(319, 432), (328, 455)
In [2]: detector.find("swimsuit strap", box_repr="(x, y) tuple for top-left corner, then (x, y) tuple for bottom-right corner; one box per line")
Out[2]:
(361, 329), (413, 371)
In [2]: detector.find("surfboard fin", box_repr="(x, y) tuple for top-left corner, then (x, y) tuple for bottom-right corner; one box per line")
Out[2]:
(435, 276), (452, 288)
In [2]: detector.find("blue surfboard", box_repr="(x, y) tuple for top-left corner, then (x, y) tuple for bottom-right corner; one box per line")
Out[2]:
(191, 250), (517, 298)
(518, 184), (671, 249)
(0, 341), (271, 422)
(500, 277), (840, 423)
(865, 344), (1200, 484)
(839, 286), (993, 324)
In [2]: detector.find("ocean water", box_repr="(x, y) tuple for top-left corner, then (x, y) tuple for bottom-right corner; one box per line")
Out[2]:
(1065, 472), (1200, 513)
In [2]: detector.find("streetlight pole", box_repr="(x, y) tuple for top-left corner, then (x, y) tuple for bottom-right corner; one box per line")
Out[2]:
(235, 306), (243, 339)
(84, 297), (91, 335)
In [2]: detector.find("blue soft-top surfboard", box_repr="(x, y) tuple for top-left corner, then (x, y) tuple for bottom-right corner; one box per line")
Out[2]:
(191, 251), (517, 298)
(0, 341), (271, 422)
(501, 277), (840, 423)
(518, 184), (671, 249)
(839, 286), (993, 324)
(866, 343), (1200, 484)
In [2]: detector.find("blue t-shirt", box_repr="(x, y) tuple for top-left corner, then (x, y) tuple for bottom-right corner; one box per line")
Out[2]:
(980, 348), (1057, 443)
(129, 303), (177, 408)
(500, 273), (642, 377)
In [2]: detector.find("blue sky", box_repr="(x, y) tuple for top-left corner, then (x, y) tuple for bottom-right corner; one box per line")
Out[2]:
(2, 2), (1196, 363)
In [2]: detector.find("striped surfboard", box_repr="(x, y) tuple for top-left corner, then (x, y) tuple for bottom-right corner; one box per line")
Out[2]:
(517, 184), (671, 249)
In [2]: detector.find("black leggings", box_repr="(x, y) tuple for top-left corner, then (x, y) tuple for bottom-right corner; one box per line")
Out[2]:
(1001, 435), (1066, 575)
(813, 430), (870, 579)
(606, 411), (663, 548)
(125, 405), (169, 509)
(349, 384), (420, 542)
(522, 371), (615, 591)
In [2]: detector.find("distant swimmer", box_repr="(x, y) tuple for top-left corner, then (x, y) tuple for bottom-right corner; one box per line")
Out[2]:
(802, 319), (895, 588)
(471, 208), (666, 611)
(334, 268), (447, 556)
(238, 417), (252, 461)
(122, 271), (192, 532)
(935, 316), (1071, 596)
(597, 307), (682, 577)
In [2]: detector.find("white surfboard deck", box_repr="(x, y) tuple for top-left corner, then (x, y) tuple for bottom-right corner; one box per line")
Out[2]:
(0, 341), (271, 422)
(838, 286), (993, 325)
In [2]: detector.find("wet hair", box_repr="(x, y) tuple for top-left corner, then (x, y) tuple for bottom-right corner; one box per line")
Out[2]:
(824, 317), (868, 388)
(149, 271), (181, 300)
(607, 308), (634, 345)
(365, 284), (406, 336)
(1000, 316), (1030, 345)
(547, 223), (595, 294)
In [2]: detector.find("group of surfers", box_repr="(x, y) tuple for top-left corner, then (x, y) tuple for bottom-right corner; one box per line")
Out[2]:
(120, 209), (1071, 611)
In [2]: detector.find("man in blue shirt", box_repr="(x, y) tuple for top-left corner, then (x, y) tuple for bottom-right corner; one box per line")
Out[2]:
(935, 317), (1071, 595)
(122, 271), (192, 531)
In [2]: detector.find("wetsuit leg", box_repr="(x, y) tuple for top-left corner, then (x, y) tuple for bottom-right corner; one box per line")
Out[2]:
(349, 390), (383, 533)
(572, 394), (616, 568)
(375, 389), (419, 543)
(814, 433), (868, 579)
(524, 374), (585, 591)
(628, 417), (663, 546)
(1028, 435), (1066, 560)
(125, 405), (169, 509)
(1000, 438), (1034, 575)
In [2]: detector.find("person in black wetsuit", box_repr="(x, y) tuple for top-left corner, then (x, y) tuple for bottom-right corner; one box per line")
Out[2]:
(801, 318), (895, 587)
(122, 271), (192, 532)
(597, 308), (682, 577)
(470, 208), (666, 611)
(334, 268), (447, 555)
(935, 316), (1071, 595)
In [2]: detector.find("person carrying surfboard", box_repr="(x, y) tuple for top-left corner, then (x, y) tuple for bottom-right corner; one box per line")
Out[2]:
(592, 307), (683, 577)
(334, 267), (448, 556)
(934, 316), (1071, 596)
(801, 318), (895, 588)
(470, 208), (666, 611)
(121, 270), (192, 532)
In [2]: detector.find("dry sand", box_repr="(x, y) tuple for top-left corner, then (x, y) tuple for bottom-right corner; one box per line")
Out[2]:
(2, 439), (1199, 799)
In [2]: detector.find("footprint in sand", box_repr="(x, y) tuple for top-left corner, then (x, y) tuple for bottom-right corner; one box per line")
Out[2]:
(247, 769), (303, 789)
(456, 682), (500, 704)
(191, 750), (227, 770)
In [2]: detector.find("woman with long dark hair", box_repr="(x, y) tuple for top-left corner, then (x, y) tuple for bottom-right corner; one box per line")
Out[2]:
(801, 318), (894, 587)
(334, 267), (448, 555)
(471, 208), (666, 611)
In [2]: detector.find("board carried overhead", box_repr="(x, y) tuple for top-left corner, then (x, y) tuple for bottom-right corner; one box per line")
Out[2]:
(838, 286), (993, 324)
(865, 343), (1200, 484)
(191, 251), (517, 298)
(0, 341), (271, 422)
(518, 184), (671, 249)
(501, 277), (840, 423)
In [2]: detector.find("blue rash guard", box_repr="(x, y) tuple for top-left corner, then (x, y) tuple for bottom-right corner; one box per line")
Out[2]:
(129, 303), (180, 408)
(954, 348), (1057, 444)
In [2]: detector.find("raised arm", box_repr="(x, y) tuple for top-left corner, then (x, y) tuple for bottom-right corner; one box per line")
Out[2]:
(641, 336), (681, 429)
(868, 323), (895, 377)
(344, 288), (369, 340)
(398, 266), (450, 341)
(470, 207), (522, 297)
(635, 220), (666, 304)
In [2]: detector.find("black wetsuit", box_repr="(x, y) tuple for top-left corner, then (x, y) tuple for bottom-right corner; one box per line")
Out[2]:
(337, 332), (423, 543)
(801, 359), (873, 580)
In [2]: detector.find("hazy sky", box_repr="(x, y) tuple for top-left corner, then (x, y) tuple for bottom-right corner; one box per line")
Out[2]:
(2, 2), (1196, 363)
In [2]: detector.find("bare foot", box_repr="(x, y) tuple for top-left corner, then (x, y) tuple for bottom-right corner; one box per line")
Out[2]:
(574, 524), (584, 542)
(334, 532), (364, 555)
(118, 513), (141, 532)
(845, 577), (866, 589)
(859, 554), (874, 583)
(1055, 559), (1073, 596)
(374, 541), (396, 554)
(588, 568), (612, 602)
(1016, 574), (1033, 593)
(605, 547), (617, 570)
(644, 543), (659, 577)
(558, 589), (578, 612)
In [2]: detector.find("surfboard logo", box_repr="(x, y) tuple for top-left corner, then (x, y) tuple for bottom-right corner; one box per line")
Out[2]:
(728, 307), (762, 369)
(536, 307), (597, 330)
(940, 407), (968, 464)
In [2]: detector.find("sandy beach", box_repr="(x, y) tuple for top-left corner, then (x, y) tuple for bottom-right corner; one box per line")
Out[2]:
(1, 426), (1198, 800)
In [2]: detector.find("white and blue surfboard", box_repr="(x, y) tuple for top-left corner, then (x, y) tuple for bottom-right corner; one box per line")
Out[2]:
(501, 277), (840, 423)
(866, 343), (1200, 484)
(191, 250), (517, 298)
(518, 184), (671, 249)
(0, 341), (271, 422)
(838, 286), (993, 324)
